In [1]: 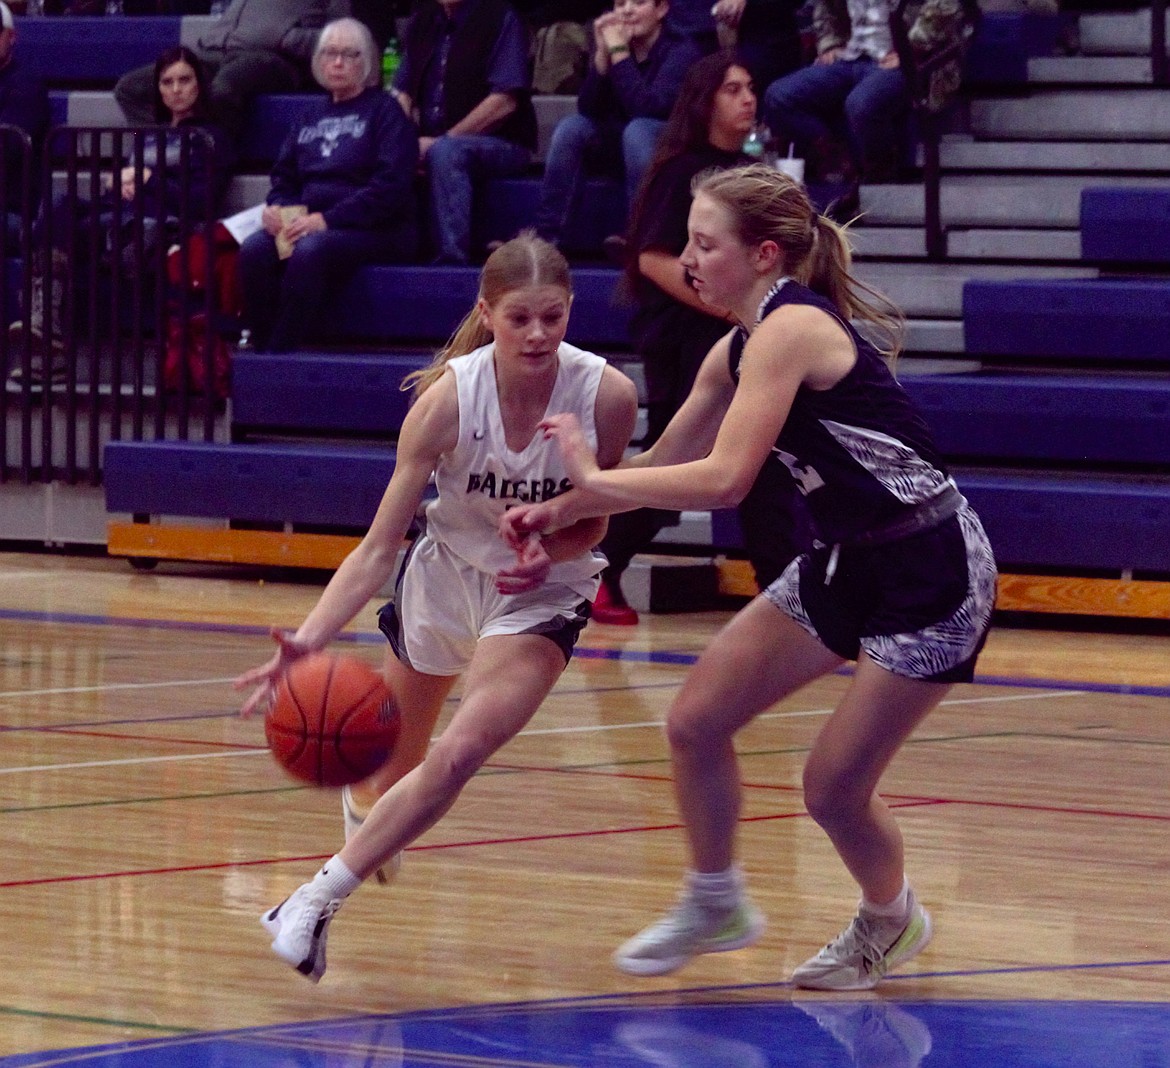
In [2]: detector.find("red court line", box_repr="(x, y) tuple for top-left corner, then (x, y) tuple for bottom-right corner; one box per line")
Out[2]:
(0, 800), (968, 891)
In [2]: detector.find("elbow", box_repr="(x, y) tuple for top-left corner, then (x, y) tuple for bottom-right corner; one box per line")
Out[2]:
(711, 472), (753, 509)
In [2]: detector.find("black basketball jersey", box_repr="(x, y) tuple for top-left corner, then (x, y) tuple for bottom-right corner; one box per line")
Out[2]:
(729, 278), (953, 545)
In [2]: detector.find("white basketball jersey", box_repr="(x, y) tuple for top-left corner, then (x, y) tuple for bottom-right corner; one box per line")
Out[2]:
(424, 341), (608, 593)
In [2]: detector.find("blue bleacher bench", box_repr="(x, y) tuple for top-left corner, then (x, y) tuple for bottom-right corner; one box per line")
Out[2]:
(231, 351), (430, 439)
(1080, 188), (1170, 265)
(333, 264), (631, 348)
(963, 278), (1170, 362)
(17, 15), (184, 85)
(964, 12), (1063, 87)
(104, 440), (397, 530)
(898, 371), (1170, 465)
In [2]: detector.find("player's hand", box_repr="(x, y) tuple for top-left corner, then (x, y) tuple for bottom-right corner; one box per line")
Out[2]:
(495, 534), (552, 595)
(234, 628), (312, 718)
(540, 413), (600, 487)
(499, 501), (560, 549)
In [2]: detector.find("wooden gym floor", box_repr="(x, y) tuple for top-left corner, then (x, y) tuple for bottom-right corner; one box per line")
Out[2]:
(0, 548), (1168, 1067)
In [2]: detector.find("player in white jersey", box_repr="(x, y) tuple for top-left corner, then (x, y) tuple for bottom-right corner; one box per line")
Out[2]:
(235, 233), (638, 982)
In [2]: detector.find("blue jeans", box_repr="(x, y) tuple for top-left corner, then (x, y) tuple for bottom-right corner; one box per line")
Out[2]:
(763, 58), (908, 179)
(239, 226), (415, 352)
(425, 134), (531, 264)
(534, 113), (665, 244)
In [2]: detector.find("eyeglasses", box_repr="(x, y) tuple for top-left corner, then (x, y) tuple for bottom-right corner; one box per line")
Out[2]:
(322, 47), (362, 63)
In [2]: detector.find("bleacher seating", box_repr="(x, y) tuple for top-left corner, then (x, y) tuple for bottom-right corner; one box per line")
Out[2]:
(1080, 187), (1170, 265)
(963, 278), (1170, 362)
(8, 10), (1170, 617)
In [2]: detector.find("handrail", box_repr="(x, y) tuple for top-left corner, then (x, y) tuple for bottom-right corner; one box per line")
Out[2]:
(890, 0), (982, 261)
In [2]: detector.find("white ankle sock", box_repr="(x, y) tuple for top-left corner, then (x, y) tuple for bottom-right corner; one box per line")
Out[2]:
(316, 854), (362, 899)
(686, 865), (745, 909)
(861, 876), (910, 920)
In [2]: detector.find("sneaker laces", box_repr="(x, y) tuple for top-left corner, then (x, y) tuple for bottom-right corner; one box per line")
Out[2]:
(290, 887), (340, 945)
(822, 913), (888, 967)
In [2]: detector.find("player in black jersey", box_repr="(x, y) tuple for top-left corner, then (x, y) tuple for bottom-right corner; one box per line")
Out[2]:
(502, 164), (997, 990)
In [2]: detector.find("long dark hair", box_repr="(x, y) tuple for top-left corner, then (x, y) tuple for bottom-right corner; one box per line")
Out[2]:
(151, 46), (210, 124)
(623, 50), (749, 285)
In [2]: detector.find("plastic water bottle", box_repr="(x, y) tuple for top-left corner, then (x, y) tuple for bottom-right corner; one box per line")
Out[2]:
(105, 0), (124, 12)
(381, 39), (401, 89)
(25, 0), (45, 15)
(742, 124), (767, 161)
(210, 0), (228, 13)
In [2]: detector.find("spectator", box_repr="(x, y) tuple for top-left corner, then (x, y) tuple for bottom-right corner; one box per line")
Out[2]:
(7, 46), (231, 381)
(392, 0), (536, 265)
(533, 0), (700, 249)
(711, 0), (805, 90)
(0, 0), (49, 246)
(763, 0), (912, 194)
(237, 18), (419, 353)
(593, 51), (807, 623)
(114, 0), (350, 144)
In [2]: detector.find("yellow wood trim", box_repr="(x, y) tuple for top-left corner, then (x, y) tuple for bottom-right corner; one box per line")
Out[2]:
(716, 558), (1170, 619)
(107, 522), (361, 570)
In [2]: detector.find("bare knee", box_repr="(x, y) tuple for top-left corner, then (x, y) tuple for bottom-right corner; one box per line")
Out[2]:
(664, 700), (733, 758)
(802, 759), (870, 832)
(424, 729), (494, 794)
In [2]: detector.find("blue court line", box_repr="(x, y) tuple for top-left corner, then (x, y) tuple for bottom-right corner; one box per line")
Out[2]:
(3, 604), (1170, 698)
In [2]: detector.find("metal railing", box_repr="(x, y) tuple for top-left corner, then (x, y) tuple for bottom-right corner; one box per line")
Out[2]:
(891, 0), (982, 262)
(1, 124), (223, 486)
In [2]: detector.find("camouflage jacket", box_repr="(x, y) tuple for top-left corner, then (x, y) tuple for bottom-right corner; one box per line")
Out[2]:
(812, 0), (979, 112)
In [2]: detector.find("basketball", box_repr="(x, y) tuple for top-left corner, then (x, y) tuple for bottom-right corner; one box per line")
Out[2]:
(265, 653), (401, 788)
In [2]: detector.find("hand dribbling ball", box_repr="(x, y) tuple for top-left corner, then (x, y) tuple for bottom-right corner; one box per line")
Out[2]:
(265, 653), (401, 787)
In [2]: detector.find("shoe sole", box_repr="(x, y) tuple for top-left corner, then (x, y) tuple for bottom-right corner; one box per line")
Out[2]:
(613, 907), (766, 977)
(792, 908), (933, 991)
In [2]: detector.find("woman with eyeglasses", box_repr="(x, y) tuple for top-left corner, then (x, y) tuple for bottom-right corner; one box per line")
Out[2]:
(237, 17), (420, 353)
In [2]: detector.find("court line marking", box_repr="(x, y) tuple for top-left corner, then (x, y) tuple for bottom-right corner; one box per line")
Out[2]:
(0, 688), (1086, 777)
(3, 603), (1170, 697)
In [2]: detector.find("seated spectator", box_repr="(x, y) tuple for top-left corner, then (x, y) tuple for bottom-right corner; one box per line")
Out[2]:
(763, 0), (919, 193)
(0, 0), (49, 247)
(238, 18), (419, 353)
(533, 0), (700, 249)
(594, 52), (807, 622)
(391, 0), (535, 265)
(114, 0), (350, 144)
(711, 0), (805, 90)
(8, 46), (231, 381)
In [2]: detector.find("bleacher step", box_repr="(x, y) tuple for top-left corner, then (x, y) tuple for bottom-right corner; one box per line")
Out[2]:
(1027, 55), (1152, 84)
(939, 138), (1170, 173)
(971, 90), (1170, 140)
(864, 175), (1161, 228)
(1078, 9), (1170, 56)
(946, 228), (1081, 261)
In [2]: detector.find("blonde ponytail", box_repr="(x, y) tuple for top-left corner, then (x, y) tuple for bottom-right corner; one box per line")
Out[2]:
(694, 164), (904, 361)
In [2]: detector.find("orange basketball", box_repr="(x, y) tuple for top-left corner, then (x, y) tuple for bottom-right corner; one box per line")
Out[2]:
(265, 653), (401, 788)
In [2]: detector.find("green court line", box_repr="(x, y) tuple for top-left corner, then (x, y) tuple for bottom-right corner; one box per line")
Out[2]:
(0, 784), (305, 815)
(0, 1003), (194, 1034)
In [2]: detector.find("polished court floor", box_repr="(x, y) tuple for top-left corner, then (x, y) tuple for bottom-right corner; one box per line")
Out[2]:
(1, 550), (1168, 1067)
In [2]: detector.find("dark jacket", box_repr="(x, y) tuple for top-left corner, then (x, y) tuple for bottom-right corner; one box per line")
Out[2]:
(577, 28), (702, 125)
(400, 0), (536, 149)
(132, 119), (235, 222)
(267, 86), (419, 233)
